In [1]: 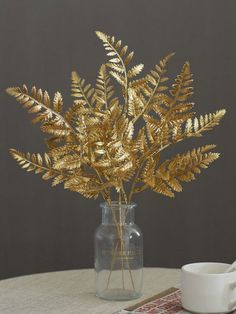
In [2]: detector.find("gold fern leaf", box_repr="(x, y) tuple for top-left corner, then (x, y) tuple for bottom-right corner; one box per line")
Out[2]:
(40, 122), (71, 137)
(132, 53), (175, 123)
(170, 62), (194, 103)
(6, 85), (73, 131)
(152, 179), (175, 197)
(71, 71), (95, 107)
(63, 102), (81, 124)
(127, 87), (145, 118)
(53, 154), (81, 170)
(9, 149), (57, 180)
(64, 174), (111, 199)
(127, 64), (144, 78)
(109, 71), (125, 86)
(49, 144), (78, 160)
(95, 64), (115, 109)
(52, 174), (67, 187)
(184, 109), (226, 137)
(95, 31), (133, 104)
(149, 145), (220, 197)
(95, 31), (134, 67)
(148, 62), (195, 134)
(53, 92), (63, 113)
(141, 157), (156, 179)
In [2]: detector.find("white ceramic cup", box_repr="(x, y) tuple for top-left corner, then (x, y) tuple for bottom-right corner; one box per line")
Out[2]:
(181, 262), (236, 313)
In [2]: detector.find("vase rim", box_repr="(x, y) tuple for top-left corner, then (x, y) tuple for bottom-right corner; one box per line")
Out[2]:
(100, 201), (137, 209)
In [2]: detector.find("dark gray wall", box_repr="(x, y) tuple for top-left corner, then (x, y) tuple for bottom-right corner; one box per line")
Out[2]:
(0, 0), (235, 279)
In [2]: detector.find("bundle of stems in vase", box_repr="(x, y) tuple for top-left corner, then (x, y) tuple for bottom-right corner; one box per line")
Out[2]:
(7, 31), (225, 293)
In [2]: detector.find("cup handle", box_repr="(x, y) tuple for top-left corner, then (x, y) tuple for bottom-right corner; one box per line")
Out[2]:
(228, 282), (236, 310)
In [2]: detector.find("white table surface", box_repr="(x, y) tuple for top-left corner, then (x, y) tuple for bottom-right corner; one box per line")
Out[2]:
(0, 267), (180, 314)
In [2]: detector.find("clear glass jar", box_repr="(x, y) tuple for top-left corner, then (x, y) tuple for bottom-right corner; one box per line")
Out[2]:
(95, 201), (143, 300)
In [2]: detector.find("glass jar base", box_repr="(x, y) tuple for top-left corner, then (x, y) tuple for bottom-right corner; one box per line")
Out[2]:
(97, 288), (142, 301)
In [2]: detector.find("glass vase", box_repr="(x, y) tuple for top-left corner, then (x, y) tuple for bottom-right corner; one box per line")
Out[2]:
(95, 201), (143, 301)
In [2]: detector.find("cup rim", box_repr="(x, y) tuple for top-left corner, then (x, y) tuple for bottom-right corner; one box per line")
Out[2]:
(182, 262), (236, 276)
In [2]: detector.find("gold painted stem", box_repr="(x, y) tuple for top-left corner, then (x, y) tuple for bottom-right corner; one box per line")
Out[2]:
(106, 241), (119, 289)
(118, 191), (125, 289)
(105, 190), (135, 292)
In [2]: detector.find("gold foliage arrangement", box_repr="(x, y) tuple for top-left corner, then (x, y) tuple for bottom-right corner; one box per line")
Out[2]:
(7, 31), (226, 204)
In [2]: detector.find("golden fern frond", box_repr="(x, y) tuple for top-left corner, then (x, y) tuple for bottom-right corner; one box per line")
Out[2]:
(129, 77), (148, 92)
(123, 120), (134, 140)
(54, 154), (81, 171)
(49, 144), (78, 160)
(184, 109), (226, 137)
(144, 145), (220, 198)
(127, 127), (148, 154)
(64, 175), (110, 199)
(145, 122), (155, 144)
(6, 85), (72, 130)
(172, 123), (183, 143)
(127, 88), (145, 118)
(93, 159), (111, 169)
(127, 64), (144, 78)
(141, 157), (156, 179)
(109, 71), (125, 86)
(113, 147), (130, 162)
(140, 154), (172, 197)
(147, 63), (194, 131)
(143, 114), (160, 132)
(106, 63), (124, 73)
(71, 71), (95, 107)
(145, 53), (175, 95)
(68, 187), (100, 199)
(53, 92), (63, 113)
(63, 103), (82, 124)
(113, 161), (135, 180)
(9, 149), (57, 180)
(153, 105), (225, 147)
(143, 113), (170, 146)
(96, 31), (134, 69)
(145, 120), (170, 148)
(152, 94), (195, 123)
(167, 144), (219, 178)
(116, 166), (136, 182)
(137, 127), (149, 152)
(65, 103), (102, 129)
(40, 121), (71, 136)
(167, 109), (195, 126)
(171, 102), (194, 114)
(152, 178), (175, 197)
(168, 102), (195, 122)
(140, 107), (225, 168)
(131, 53), (175, 123)
(64, 181), (100, 199)
(95, 30), (133, 104)
(95, 64), (116, 110)
(170, 61), (193, 104)
(108, 100), (122, 121)
(83, 116), (101, 128)
(51, 174), (67, 187)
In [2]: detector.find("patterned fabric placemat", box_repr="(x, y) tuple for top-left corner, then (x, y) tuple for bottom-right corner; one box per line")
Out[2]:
(113, 288), (186, 314)
(114, 287), (236, 314)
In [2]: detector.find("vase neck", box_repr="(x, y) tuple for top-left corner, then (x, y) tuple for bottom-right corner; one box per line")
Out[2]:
(100, 202), (136, 225)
